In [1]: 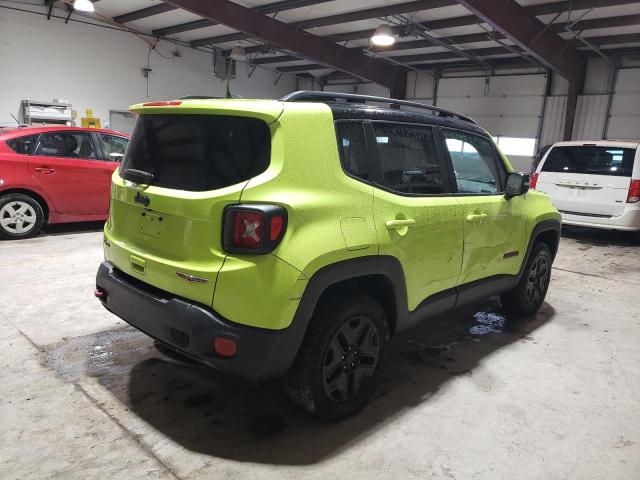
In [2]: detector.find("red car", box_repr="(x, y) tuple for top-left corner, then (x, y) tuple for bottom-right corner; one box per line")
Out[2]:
(0, 126), (129, 239)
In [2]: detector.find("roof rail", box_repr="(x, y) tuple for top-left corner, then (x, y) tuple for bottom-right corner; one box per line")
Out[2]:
(280, 91), (476, 124)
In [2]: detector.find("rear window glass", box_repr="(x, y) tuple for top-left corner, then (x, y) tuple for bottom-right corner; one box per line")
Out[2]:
(542, 146), (636, 176)
(6, 134), (38, 154)
(121, 114), (270, 191)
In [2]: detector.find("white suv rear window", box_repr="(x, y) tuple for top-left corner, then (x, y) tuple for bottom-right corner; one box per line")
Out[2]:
(542, 146), (635, 177)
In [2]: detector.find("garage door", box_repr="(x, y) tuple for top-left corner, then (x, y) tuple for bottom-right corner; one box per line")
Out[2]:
(435, 74), (547, 138)
(606, 68), (640, 141)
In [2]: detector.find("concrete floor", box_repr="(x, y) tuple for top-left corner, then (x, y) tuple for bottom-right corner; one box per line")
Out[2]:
(1, 223), (639, 479)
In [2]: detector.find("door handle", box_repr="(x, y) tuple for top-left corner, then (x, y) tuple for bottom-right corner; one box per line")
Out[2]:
(466, 213), (488, 223)
(385, 219), (416, 230)
(35, 166), (55, 174)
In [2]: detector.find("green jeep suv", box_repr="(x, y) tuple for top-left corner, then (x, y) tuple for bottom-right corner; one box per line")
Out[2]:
(96, 91), (561, 419)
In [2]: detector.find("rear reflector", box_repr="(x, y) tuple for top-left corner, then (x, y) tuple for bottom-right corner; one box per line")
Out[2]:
(628, 179), (640, 203)
(142, 101), (182, 107)
(94, 288), (106, 299)
(270, 215), (285, 241)
(214, 337), (237, 357)
(530, 172), (539, 190)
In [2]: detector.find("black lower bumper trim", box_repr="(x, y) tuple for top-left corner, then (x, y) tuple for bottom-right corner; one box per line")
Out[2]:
(96, 261), (300, 382)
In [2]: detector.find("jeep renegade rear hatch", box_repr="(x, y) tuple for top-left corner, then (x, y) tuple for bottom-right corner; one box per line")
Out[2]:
(104, 100), (281, 306)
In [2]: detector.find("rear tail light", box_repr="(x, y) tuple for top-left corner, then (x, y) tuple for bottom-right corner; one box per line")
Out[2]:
(628, 179), (640, 203)
(530, 172), (539, 190)
(223, 204), (287, 254)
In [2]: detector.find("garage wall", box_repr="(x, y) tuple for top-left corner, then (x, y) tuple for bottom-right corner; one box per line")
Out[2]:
(606, 68), (640, 140)
(0, 7), (296, 128)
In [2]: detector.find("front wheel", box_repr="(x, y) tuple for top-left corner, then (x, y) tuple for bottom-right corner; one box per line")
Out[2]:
(501, 242), (552, 317)
(0, 194), (44, 240)
(284, 295), (389, 420)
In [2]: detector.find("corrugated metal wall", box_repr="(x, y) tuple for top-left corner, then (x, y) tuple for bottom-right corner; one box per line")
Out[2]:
(606, 68), (640, 141)
(573, 95), (608, 141)
(539, 96), (566, 148)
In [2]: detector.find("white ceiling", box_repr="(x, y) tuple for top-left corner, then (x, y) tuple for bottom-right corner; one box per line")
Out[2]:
(56, 0), (640, 76)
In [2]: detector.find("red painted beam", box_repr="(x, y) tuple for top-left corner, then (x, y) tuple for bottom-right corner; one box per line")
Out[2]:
(163, 0), (403, 88)
(455, 0), (584, 83)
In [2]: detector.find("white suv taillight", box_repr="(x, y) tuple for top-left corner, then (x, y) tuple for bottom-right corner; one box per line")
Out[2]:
(627, 179), (640, 203)
(222, 204), (287, 254)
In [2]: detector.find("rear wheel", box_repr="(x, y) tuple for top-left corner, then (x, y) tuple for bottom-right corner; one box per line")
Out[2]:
(0, 194), (44, 240)
(284, 295), (389, 420)
(501, 242), (552, 317)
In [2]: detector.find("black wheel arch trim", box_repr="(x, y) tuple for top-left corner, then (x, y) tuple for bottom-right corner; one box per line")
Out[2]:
(288, 218), (561, 359)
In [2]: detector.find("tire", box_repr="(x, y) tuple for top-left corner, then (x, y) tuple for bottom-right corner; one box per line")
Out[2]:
(501, 242), (552, 318)
(0, 193), (45, 240)
(284, 295), (389, 420)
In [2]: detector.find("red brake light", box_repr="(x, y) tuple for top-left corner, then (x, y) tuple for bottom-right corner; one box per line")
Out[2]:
(223, 205), (287, 254)
(142, 101), (182, 107)
(270, 215), (284, 241)
(530, 172), (539, 190)
(628, 179), (640, 203)
(214, 337), (237, 357)
(232, 211), (263, 249)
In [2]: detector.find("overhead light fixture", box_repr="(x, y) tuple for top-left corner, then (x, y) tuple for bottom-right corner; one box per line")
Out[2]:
(73, 0), (94, 12)
(230, 45), (247, 62)
(371, 23), (396, 47)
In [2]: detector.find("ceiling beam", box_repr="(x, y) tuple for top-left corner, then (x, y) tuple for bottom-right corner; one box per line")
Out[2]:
(152, 0), (333, 37)
(272, 30), (640, 73)
(190, 0), (455, 46)
(113, 4), (176, 24)
(454, 0), (584, 83)
(244, 13), (640, 62)
(163, 0), (404, 88)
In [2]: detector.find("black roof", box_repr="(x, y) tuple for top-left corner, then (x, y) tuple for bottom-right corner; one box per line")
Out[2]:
(280, 91), (487, 137)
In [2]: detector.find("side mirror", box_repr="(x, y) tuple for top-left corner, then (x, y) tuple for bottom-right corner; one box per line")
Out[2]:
(109, 152), (124, 162)
(505, 172), (531, 198)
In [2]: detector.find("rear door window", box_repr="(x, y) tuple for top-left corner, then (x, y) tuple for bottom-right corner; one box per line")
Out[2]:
(372, 123), (444, 195)
(121, 114), (270, 192)
(36, 132), (98, 159)
(542, 146), (636, 176)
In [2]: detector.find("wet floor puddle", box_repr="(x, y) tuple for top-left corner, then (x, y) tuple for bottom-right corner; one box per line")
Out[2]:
(40, 297), (550, 451)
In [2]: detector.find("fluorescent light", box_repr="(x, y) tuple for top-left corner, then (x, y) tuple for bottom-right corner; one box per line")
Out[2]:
(73, 0), (94, 12)
(230, 45), (247, 62)
(371, 23), (395, 47)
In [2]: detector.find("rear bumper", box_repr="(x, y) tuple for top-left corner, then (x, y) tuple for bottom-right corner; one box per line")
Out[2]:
(561, 206), (640, 231)
(96, 261), (300, 381)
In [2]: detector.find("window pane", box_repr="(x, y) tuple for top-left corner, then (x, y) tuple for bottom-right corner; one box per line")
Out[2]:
(336, 122), (368, 180)
(496, 137), (536, 156)
(444, 130), (500, 194)
(100, 134), (128, 161)
(36, 132), (97, 159)
(373, 124), (443, 195)
(7, 135), (38, 154)
(121, 114), (270, 192)
(542, 146), (636, 176)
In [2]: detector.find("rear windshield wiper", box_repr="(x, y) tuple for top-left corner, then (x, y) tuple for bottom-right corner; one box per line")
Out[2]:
(123, 168), (154, 185)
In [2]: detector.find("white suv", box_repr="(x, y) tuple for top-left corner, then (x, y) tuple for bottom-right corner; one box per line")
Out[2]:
(532, 140), (640, 231)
